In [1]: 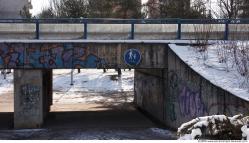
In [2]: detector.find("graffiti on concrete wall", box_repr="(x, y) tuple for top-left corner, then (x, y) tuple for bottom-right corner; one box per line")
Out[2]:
(178, 86), (207, 117)
(167, 71), (207, 121)
(19, 84), (41, 117)
(73, 46), (103, 68)
(166, 71), (178, 121)
(0, 43), (24, 68)
(0, 43), (115, 69)
(26, 43), (73, 68)
(167, 70), (249, 126)
(21, 84), (40, 105)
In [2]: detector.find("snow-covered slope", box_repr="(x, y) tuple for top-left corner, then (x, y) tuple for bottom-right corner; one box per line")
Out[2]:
(170, 44), (249, 101)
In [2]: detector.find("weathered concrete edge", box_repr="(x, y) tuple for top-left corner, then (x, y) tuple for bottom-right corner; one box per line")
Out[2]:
(169, 44), (249, 102)
(134, 44), (249, 130)
(0, 39), (217, 44)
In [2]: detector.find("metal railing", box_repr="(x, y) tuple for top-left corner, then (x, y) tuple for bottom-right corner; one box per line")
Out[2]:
(0, 18), (249, 40)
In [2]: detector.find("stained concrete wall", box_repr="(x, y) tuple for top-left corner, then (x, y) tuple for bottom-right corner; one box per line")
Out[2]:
(0, 23), (249, 40)
(134, 45), (249, 130)
(14, 69), (52, 129)
(0, 43), (168, 69)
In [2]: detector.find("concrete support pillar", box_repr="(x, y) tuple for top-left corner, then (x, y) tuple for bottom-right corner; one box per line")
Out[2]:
(14, 69), (52, 129)
(43, 69), (53, 119)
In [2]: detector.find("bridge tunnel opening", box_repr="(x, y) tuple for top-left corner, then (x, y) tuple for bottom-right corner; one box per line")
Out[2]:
(50, 69), (135, 112)
(0, 69), (14, 129)
(43, 68), (159, 130)
(0, 42), (171, 130)
(0, 69), (161, 130)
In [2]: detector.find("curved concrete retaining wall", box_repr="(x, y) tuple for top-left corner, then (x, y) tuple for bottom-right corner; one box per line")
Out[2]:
(134, 44), (249, 130)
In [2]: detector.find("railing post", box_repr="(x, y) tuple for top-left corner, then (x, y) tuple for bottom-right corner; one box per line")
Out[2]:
(177, 19), (181, 40)
(130, 21), (135, 40)
(224, 20), (229, 40)
(35, 19), (39, 39)
(83, 20), (87, 39)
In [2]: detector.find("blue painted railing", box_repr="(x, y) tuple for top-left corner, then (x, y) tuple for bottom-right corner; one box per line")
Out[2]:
(0, 18), (249, 40)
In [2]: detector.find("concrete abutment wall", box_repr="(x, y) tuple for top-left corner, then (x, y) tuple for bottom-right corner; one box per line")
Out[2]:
(134, 45), (249, 130)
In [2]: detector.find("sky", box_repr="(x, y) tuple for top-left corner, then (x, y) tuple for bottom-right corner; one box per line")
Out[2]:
(31, 0), (149, 16)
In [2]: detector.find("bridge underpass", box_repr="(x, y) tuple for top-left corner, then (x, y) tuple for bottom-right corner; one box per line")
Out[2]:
(1, 41), (166, 129)
(0, 40), (249, 131)
(0, 69), (176, 139)
(0, 41), (169, 135)
(1, 19), (249, 139)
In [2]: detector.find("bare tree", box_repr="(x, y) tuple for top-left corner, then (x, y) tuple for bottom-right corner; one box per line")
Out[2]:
(217, 0), (242, 19)
(20, 4), (32, 18)
(41, 0), (88, 18)
(38, 7), (55, 18)
(39, 0), (143, 19)
(239, 0), (249, 18)
(144, 0), (209, 18)
(112, 0), (142, 19)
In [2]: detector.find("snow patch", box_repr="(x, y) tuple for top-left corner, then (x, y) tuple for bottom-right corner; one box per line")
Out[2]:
(241, 125), (249, 140)
(191, 128), (202, 139)
(0, 73), (13, 95)
(53, 69), (134, 93)
(178, 114), (249, 140)
(178, 134), (192, 140)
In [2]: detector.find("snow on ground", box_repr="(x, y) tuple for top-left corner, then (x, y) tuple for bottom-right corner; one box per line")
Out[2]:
(241, 125), (249, 140)
(0, 73), (13, 95)
(53, 69), (134, 92)
(170, 44), (249, 101)
(0, 70), (177, 140)
(53, 69), (134, 104)
(0, 69), (135, 106)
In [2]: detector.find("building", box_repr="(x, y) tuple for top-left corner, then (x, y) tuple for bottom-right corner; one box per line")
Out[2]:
(0, 0), (32, 18)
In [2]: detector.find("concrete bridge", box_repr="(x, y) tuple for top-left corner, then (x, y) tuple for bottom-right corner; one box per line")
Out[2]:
(1, 19), (249, 129)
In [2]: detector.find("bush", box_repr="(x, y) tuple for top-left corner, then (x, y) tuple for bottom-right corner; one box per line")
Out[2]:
(177, 114), (249, 140)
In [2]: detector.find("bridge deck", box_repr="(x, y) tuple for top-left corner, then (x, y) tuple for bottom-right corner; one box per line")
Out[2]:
(0, 19), (249, 40)
(0, 39), (201, 44)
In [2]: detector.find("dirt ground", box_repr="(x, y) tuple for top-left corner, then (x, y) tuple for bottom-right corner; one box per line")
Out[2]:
(0, 91), (177, 139)
(0, 92), (13, 112)
(0, 70), (177, 139)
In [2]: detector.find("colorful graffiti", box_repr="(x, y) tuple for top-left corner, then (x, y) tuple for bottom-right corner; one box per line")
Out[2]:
(0, 43), (114, 69)
(0, 43), (25, 68)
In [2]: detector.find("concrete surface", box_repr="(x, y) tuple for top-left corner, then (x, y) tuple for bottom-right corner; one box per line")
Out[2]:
(0, 43), (168, 69)
(14, 69), (52, 129)
(134, 45), (249, 130)
(14, 70), (44, 128)
(0, 23), (248, 40)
